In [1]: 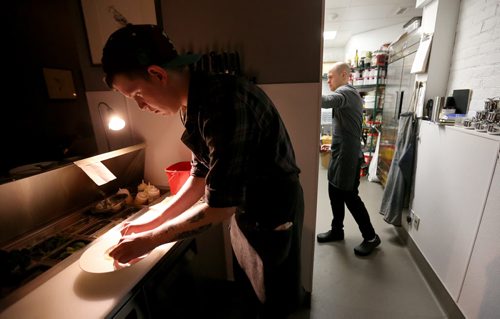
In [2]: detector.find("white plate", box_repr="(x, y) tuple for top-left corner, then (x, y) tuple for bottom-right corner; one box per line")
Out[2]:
(79, 229), (148, 273)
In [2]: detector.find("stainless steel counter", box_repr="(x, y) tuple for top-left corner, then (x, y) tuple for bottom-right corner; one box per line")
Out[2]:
(0, 204), (193, 319)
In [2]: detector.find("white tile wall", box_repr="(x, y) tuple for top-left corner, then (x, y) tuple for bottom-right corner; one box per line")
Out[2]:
(447, 0), (500, 113)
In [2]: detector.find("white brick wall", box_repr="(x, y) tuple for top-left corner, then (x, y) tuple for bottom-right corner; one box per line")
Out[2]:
(447, 0), (500, 113)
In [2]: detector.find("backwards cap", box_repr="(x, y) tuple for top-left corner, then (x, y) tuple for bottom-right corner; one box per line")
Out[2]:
(101, 24), (200, 87)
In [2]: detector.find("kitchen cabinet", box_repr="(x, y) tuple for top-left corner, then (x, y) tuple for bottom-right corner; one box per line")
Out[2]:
(457, 153), (500, 318)
(410, 122), (500, 305)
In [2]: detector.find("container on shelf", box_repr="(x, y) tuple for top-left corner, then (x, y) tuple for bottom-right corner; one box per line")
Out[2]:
(165, 162), (191, 195)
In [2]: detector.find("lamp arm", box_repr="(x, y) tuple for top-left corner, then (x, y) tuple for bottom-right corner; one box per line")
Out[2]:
(97, 102), (112, 151)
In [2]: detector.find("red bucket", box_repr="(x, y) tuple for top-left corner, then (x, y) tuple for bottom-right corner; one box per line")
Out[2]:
(165, 161), (191, 195)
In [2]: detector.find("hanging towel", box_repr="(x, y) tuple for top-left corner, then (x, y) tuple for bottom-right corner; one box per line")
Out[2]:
(368, 127), (381, 183)
(379, 82), (420, 226)
(229, 215), (266, 303)
(379, 112), (417, 225)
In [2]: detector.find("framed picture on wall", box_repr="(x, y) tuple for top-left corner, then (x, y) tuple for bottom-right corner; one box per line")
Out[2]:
(43, 68), (77, 99)
(80, 0), (157, 65)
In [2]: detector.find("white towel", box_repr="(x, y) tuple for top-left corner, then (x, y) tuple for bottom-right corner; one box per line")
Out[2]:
(229, 215), (266, 303)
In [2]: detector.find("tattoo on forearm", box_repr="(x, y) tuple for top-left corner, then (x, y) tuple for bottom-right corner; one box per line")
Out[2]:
(187, 211), (206, 223)
(171, 224), (212, 241)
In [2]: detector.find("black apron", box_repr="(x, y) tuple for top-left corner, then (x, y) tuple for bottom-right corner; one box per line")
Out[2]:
(232, 175), (304, 311)
(328, 135), (363, 191)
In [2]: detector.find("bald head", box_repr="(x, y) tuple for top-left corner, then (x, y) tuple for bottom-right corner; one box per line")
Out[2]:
(326, 62), (351, 91)
(330, 62), (351, 75)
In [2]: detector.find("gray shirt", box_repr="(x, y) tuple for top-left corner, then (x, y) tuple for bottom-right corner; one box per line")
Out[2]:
(321, 84), (363, 140)
(321, 84), (364, 190)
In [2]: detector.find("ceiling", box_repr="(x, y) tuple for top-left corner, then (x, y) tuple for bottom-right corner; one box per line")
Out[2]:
(324, 0), (423, 48)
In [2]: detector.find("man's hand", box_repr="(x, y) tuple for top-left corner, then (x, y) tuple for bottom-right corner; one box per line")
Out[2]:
(108, 231), (155, 264)
(320, 144), (331, 153)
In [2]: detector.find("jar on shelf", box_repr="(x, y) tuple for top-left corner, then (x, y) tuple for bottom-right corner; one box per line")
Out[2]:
(374, 50), (388, 66)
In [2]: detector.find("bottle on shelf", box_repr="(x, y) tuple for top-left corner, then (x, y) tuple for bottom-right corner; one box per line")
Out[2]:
(354, 49), (359, 69)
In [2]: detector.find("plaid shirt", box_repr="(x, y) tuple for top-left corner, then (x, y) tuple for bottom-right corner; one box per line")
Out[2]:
(181, 72), (300, 208)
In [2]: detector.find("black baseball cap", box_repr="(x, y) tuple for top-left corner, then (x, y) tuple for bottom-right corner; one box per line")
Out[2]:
(101, 24), (200, 87)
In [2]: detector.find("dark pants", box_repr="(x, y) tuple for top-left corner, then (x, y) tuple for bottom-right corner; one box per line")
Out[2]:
(329, 162), (376, 240)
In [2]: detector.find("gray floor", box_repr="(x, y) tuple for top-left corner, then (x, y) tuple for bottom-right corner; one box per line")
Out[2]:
(291, 162), (447, 319)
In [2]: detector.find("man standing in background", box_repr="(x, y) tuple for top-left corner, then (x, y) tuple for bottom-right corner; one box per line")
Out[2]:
(316, 62), (381, 256)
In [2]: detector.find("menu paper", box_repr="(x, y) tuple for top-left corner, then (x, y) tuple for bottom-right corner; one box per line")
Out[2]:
(75, 161), (116, 186)
(411, 33), (433, 74)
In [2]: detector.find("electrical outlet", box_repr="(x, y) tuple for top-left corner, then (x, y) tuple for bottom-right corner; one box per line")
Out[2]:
(407, 210), (414, 226)
(413, 214), (420, 230)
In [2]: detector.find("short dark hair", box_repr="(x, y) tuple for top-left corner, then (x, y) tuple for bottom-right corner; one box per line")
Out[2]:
(101, 24), (200, 88)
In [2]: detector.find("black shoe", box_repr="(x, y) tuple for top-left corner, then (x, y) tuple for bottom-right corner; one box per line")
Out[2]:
(354, 234), (381, 256)
(316, 230), (344, 243)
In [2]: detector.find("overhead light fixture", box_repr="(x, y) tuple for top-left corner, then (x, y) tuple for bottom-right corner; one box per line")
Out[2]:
(97, 102), (126, 151)
(323, 31), (337, 40)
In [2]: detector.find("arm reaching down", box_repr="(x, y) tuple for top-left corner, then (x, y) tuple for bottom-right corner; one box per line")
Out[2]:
(109, 194), (236, 264)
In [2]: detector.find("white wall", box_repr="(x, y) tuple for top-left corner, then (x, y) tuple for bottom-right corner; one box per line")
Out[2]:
(322, 47), (345, 64)
(344, 23), (405, 63)
(322, 23), (406, 66)
(446, 0), (500, 113)
(260, 83), (321, 293)
(125, 99), (191, 188)
(417, 0), (460, 103)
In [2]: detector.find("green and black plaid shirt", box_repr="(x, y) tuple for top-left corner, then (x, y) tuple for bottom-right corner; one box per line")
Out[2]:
(181, 72), (300, 208)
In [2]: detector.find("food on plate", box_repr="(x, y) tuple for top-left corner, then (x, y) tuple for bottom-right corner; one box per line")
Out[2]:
(145, 183), (160, 202)
(137, 180), (148, 192)
(116, 188), (133, 205)
(93, 194), (127, 213)
(134, 191), (148, 206)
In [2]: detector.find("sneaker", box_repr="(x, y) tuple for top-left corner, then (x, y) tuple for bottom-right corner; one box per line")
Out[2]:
(316, 230), (344, 243)
(354, 234), (381, 256)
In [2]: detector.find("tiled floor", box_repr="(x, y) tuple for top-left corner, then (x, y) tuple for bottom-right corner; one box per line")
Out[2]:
(290, 163), (447, 319)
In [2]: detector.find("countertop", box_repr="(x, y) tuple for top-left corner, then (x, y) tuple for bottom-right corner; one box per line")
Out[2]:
(425, 120), (500, 142)
(0, 201), (180, 319)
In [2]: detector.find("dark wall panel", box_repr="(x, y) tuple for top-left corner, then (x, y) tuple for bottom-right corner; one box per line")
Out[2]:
(161, 0), (323, 84)
(2, 0), (98, 180)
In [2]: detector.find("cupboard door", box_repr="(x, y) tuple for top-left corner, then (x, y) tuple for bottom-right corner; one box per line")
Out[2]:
(458, 154), (500, 318)
(410, 123), (499, 301)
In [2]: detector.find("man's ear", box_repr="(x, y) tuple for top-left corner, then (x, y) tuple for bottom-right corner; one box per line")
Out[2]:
(342, 70), (350, 82)
(147, 65), (168, 82)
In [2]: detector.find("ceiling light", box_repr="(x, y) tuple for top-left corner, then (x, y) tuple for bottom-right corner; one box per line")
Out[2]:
(323, 31), (337, 40)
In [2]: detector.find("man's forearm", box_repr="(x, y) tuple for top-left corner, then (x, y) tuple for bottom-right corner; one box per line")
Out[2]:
(152, 203), (235, 244)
